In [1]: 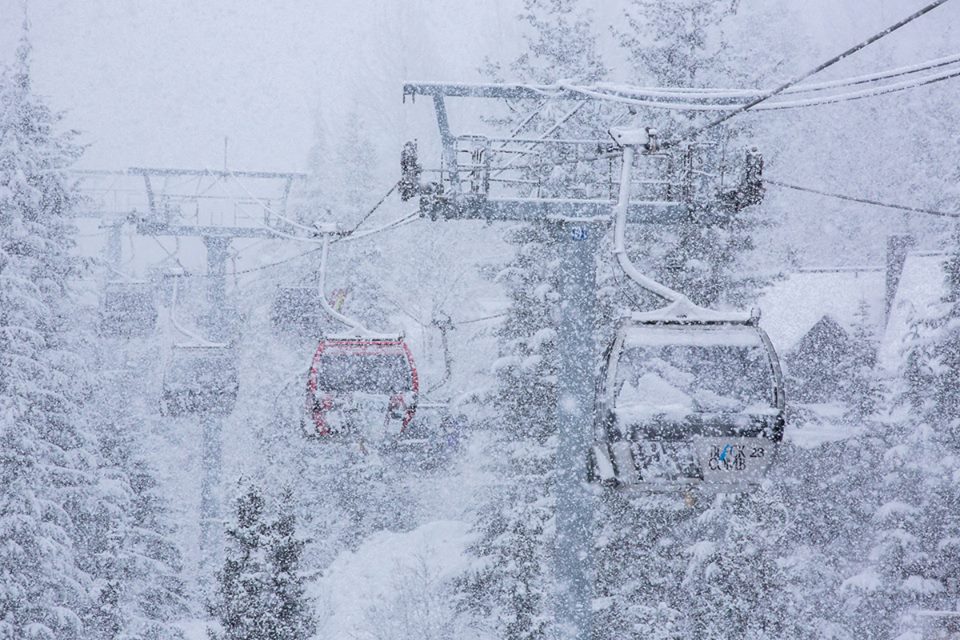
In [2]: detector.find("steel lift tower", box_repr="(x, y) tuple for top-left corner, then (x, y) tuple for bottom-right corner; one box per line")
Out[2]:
(401, 82), (763, 640)
(130, 167), (307, 573)
(76, 167), (308, 575)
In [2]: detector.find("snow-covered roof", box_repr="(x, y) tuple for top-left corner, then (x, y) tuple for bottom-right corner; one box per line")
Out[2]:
(878, 252), (948, 373)
(755, 268), (885, 354)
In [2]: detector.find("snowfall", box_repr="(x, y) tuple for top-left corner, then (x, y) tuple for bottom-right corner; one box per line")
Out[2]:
(2, 1), (960, 639)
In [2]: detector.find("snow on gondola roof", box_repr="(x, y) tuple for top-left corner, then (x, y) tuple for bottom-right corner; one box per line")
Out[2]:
(622, 324), (763, 348)
(756, 267), (886, 354)
(626, 298), (753, 324)
(319, 333), (407, 342)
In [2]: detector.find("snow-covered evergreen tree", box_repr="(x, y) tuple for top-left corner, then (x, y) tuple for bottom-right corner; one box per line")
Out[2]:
(459, 491), (553, 640)
(483, 0), (609, 436)
(490, 225), (561, 438)
(508, 0), (607, 85)
(462, 237), (560, 638)
(901, 232), (960, 434)
(592, 495), (691, 640)
(210, 484), (315, 640)
(847, 421), (940, 637)
(334, 107), (378, 223)
(83, 376), (187, 640)
(842, 301), (885, 422)
(0, 28), (101, 640)
(296, 104), (333, 228)
(617, 0), (739, 89)
(857, 233), (960, 631)
(681, 494), (791, 639)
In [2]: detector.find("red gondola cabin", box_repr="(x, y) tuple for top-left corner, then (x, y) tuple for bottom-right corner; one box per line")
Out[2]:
(306, 337), (419, 438)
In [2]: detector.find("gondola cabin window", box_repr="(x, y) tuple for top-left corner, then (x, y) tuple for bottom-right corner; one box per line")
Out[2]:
(612, 326), (780, 439)
(315, 350), (411, 394)
(168, 354), (230, 386)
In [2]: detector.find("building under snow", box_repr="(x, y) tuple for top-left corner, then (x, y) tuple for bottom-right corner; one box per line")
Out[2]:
(878, 249), (950, 374)
(756, 235), (951, 402)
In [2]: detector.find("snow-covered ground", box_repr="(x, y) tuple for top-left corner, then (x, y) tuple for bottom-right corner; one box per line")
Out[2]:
(311, 520), (474, 639)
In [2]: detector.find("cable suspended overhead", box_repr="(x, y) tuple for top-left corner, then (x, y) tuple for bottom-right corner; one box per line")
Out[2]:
(577, 51), (960, 102)
(561, 63), (960, 112)
(665, 0), (955, 145)
(765, 179), (960, 218)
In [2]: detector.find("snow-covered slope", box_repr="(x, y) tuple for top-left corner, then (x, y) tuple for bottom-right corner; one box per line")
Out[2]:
(310, 520), (474, 639)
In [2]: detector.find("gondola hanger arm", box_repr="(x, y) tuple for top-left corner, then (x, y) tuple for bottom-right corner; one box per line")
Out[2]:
(318, 233), (371, 335)
(611, 126), (765, 322)
(610, 130), (690, 307)
(168, 274), (224, 347)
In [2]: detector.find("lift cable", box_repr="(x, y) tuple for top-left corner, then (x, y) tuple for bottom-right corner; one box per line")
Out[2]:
(742, 65), (960, 110)
(574, 51), (960, 102)
(663, 0), (954, 147)
(335, 210), (421, 244)
(564, 64), (960, 112)
(764, 178), (960, 218)
(256, 220), (331, 245)
(484, 64), (960, 176)
(493, 102), (590, 176)
(223, 248), (318, 276)
(379, 290), (429, 327)
(226, 166), (411, 245)
(227, 165), (401, 239)
(204, 209), (422, 279)
(453, 312), (508, 326)
(346, 182), (399, 234)
(380, 288), (507, 329)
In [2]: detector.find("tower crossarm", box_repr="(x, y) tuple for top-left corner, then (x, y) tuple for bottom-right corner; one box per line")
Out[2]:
(400, 82), (764, 224)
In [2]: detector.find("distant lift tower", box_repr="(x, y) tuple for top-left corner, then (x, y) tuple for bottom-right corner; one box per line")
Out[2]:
(130, 167), (307, 572)
(401, 82), (763, 640)
(84, 166), (308, 574)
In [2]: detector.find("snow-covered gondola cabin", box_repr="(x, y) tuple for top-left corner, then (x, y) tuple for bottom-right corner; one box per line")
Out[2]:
(589, 306), (785, 490)
(305, 336), (419, 439)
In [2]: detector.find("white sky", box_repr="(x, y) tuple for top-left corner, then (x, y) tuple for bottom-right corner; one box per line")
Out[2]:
(0, 0), (521, 173)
